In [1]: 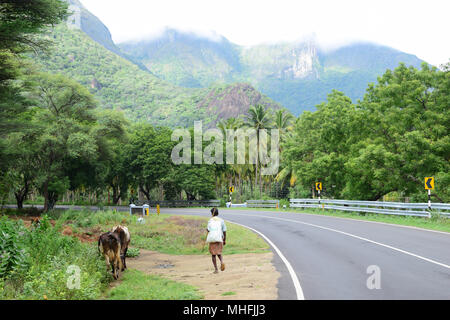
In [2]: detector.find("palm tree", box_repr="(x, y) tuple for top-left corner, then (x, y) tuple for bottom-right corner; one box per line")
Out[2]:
(217, 117), (245, 200)
(274, 109), (294, 143)
(246, 104), (272, 197)
(272, 109), (296, 191)
(217, 117), (244, 137)
(275, 165), (298, 188)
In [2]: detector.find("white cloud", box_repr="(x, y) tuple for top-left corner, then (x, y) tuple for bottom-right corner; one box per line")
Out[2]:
(81, 0), (450, 66)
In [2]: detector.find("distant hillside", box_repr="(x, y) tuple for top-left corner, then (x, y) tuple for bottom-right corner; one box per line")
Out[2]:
(119, 30), (425, 115)
(118, 28), (242, 88)
(34, 23), (280, 127)
(46, 0), (424, 123)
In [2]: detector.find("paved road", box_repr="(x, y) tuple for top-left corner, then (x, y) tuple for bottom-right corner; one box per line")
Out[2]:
(6, 205), (450, 299)
(159, 208), (450, 300)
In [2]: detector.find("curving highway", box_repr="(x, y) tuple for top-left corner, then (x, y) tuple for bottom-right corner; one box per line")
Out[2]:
(160, 208), (450, 300)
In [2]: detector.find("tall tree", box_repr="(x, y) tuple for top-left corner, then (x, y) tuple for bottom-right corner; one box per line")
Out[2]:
(126, 124), (175, 201)
(274, 109), (294, 142)
(246, 104), (272, 196)
(0, 0), (68, 132)
(30, 73), (98, 211)
(345, 63), (449, 201)
(283, 90), (358, 199)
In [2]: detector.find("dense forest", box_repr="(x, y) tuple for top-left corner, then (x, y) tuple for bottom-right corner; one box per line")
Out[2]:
(0, 0), (448, 214)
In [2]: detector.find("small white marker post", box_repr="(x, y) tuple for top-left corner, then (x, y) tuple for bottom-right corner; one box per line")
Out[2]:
(428, 189), (431, 218)
(425, 177), (434, 219)
(318, 189), (321, 208)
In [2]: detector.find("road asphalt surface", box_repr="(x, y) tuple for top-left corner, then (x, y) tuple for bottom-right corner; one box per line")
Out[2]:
(160, 208), (450, 300)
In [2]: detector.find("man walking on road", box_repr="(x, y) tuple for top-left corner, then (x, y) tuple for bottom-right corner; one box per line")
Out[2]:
(206, 207), (227, 273)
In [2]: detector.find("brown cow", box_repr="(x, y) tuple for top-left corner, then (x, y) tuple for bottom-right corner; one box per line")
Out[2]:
(111, 225), (130, 271)
(98, 232), (122, 279)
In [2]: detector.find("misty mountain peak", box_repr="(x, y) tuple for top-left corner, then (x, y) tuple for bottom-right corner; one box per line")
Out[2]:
(284, 41), (318, 79)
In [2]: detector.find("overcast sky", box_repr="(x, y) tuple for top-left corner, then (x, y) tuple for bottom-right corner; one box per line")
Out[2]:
(81, 0), (449, 66)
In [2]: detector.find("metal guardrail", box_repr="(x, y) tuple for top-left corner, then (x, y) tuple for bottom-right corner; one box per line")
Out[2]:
(227, 202), (248, 208)
(247, 200), (280, 208)
(289, 199), (450, 218)
(133, 200), (220, 208)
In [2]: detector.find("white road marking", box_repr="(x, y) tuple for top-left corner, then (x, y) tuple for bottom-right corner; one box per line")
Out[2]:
(278, 210), (450, 235)
(228, 220), (305, 300)
(186, 207), (450, 235)
(228, 213), (450, 270)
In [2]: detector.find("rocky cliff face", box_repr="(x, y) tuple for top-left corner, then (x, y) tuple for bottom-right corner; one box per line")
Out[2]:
(280, 42), (318, 79)
(198, 83), (282, 127)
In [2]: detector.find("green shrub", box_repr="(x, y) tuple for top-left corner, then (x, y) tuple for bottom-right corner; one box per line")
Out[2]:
(0, 217), (29, 279)
(279, 199), (290, 209)
(0, 215), (111, 300)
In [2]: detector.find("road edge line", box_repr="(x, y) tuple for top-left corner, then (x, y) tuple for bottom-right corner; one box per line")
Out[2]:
(229, 220), (305, 300)
(239, 214), (450, 270)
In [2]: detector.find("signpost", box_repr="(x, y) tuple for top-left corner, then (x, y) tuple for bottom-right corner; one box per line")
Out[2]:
(425, 177), (434, 218)
(229, 186), (234, 204)
(316, 182), (322, 208)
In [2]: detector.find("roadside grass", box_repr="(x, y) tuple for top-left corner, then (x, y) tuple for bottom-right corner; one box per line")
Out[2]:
(122, 214), (270, 255)
(106, 269), (202, 300)
(1, 209), (269, 300)
(220, 207), (450, 233)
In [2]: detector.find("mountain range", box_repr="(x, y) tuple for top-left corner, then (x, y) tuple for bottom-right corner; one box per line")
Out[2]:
(118, 30), (424, 114)
(37, 0), (425, 126)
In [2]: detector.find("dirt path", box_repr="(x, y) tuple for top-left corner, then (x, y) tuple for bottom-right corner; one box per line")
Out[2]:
(127, 249), (280, 300)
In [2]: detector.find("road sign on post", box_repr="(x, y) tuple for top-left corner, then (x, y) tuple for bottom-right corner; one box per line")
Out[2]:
(425, 177), (434, 190)
(316, 182), (322, 209)
(229, 186), (234, 204)
(425, 177), (434, 217)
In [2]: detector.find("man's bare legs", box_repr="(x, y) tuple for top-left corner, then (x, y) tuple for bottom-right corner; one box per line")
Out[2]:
(212, 255), (224, 273)
(212, 255), (218, 273)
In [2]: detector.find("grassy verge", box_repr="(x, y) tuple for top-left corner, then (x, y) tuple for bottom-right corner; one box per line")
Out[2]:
(220, 207), (450, 233)
(106, 269), (202, 300)
(129, 214), (270, 255)
(1, 209), (270, 300)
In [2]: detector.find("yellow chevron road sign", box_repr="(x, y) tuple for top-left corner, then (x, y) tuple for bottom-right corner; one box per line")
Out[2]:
(425, 177), (434, 190)
(315, 182), (322, 191)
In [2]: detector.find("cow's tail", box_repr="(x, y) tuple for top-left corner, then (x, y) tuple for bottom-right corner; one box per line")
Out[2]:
(116, 244), (123, 272)
(98, 237), (103, 254)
